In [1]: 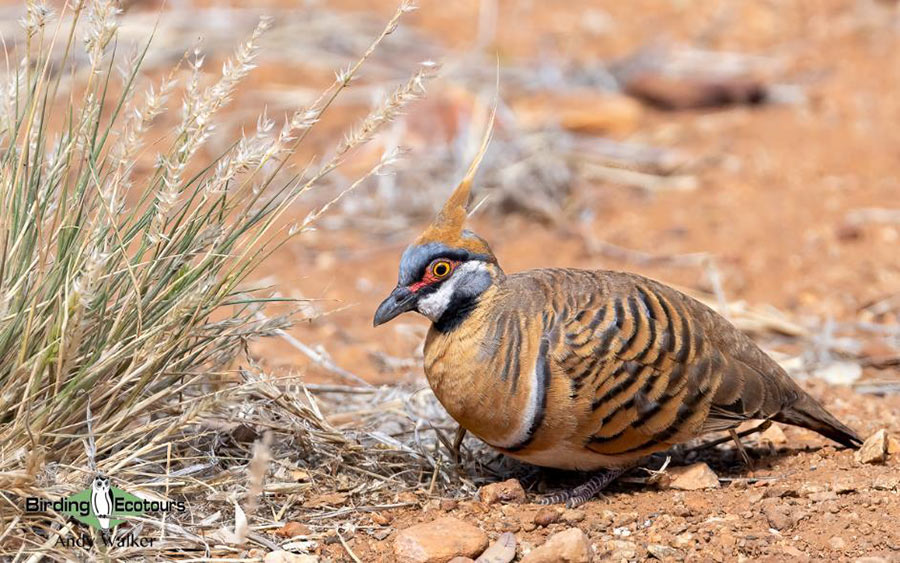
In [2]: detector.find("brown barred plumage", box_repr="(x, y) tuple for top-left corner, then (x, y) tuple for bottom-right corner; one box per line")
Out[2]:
(373, 119), (861, 505)
(416, 268), (860, 472)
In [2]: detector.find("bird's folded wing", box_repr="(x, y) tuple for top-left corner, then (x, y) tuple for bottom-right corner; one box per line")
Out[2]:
(546, 273), (793, 456)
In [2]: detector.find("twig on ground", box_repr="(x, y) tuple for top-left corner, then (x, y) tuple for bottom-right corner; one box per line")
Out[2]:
(254, 312), (373, 387)
(337, 530), (363, 563)
(573, 138), (692, 175)
(582, 163), (698, 193)
(704, 257), (731, 320)
(304, 384), (381, 394)
(844, 208), (900, 226)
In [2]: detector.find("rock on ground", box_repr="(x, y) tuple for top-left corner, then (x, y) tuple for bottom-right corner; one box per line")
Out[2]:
(274, 521), (311, 538)
(521, 528), (592, 563)
(888, 434), (900, 456)
(533, 507), (561, 527)
(856, 429), (889, 464)
(647, 544), (682, 560)
(760, 422), (788, 446)
(762, 502), (798, 530)
(475, 532), (516, 563)
(394, 517), (489, 563)
(873, 474), (899, 491)
(600, 540), (640, 560)
(829, 536), (847, 550)
(478, 479), (527, 505)
(664, 462), (720, 490)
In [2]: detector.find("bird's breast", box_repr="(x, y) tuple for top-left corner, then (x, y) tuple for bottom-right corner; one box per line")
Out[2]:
(424, 313), (525, 444)
(422, 302), (580, 457)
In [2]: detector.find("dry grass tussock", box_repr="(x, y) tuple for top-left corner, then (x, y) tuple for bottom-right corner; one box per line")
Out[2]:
(0, 0), (468, 558)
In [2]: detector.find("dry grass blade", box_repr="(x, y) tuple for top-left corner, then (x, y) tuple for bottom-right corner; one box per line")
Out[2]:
(0, 1), (433, 558)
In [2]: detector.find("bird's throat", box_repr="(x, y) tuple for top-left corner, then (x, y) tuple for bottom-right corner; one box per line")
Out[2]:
(432, 292), (482, 332)
(429, 263), (502, 333)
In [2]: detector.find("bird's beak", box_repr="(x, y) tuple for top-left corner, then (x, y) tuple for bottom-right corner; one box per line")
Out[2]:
(373, 286), (417, 326)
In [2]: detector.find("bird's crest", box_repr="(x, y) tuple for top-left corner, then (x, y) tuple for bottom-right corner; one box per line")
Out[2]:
(415, 99), (496, 254)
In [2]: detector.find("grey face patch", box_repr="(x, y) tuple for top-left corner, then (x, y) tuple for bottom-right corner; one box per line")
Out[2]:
(397, 242), (493, 287)
(398, 242), (454, 286)
(416, 261), (492, 322)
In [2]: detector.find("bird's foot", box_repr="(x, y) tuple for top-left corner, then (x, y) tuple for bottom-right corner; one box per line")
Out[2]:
(729, 428), (754, 468)
(538, 468), (625, 508)
(451, 426), (467, 466)
(687, 419), (771, 466)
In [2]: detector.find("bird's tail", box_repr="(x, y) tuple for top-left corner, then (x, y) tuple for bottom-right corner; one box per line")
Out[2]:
(772, 394), (862, 449)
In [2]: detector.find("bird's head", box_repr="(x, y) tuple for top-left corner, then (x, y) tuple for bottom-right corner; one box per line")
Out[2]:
(374, 112), (501, 330)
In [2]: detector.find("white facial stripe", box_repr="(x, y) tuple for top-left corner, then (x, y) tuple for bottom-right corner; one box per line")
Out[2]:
(417, 284), (454, 322)
(416, 261), (486, 322)
(487, 360), (542, 449)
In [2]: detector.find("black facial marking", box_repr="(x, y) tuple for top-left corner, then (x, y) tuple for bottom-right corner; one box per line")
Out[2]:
(432, 291), (480, 333)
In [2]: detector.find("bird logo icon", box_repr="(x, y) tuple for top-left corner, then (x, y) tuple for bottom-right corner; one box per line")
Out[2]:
(90, 474), (114, 531)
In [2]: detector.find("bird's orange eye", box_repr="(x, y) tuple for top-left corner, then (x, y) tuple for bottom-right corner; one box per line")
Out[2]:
(432, 260), (452, 278)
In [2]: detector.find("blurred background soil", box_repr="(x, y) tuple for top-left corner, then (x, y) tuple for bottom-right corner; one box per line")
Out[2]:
(235, 0), (900, 387)
(3, 0), (898, 560)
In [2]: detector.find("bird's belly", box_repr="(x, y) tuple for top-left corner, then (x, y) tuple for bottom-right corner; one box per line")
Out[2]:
(424, 325), (540, 448)
(428, 371), (525, 447)
(425, 357), (623, 470)
(500, 442), (627, 471)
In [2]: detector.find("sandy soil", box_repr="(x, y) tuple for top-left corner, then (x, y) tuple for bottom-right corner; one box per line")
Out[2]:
(317, 381), (898, 562)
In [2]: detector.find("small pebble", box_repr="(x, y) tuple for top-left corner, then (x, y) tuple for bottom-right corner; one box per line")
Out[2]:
(478, 479), (527, 505)
(562, 509), (586, 524)
(829, 536), (846, 550)
(647, 544), (682, 560)
(533, 507), (561, 527)
(520, 528), (591, 563)
(664, 462), (720, 490)
(393, 517), (488, 563)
